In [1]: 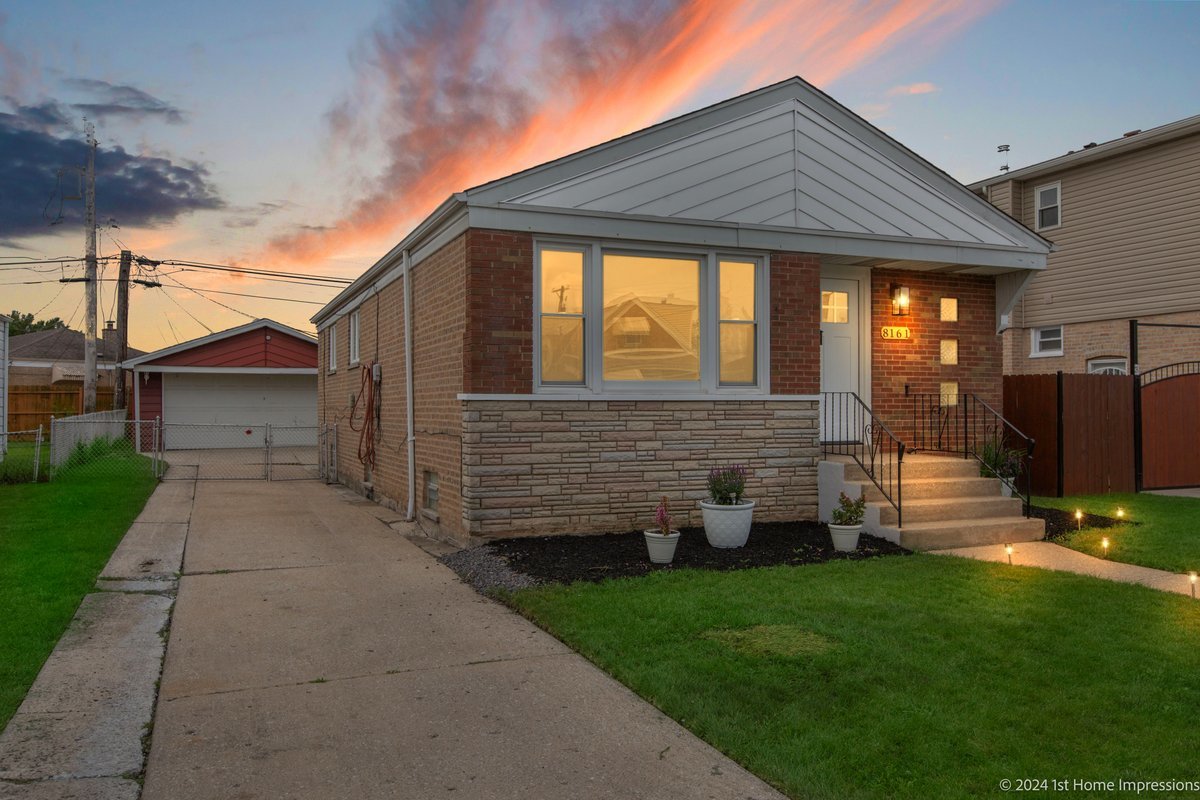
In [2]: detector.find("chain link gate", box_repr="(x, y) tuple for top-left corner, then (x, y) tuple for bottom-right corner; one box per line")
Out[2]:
(157, 423), (319, 481)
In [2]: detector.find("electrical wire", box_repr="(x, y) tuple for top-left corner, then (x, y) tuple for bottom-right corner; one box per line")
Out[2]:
(159, 287), (213, 334)
(29, 282), (68, 318)
(159, 276), (256, 321)
(156, 259), (352, 285)
(348, 363), (377, 469)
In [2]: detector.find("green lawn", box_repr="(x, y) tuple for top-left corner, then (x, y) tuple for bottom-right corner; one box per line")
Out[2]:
(0, 449), (158, 727)
(511, 557), (1200, 799)
(1037, 493), (1200, 574)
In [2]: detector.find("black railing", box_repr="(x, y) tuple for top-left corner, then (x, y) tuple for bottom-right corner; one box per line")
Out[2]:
(908, 391), (1035, 516)
(821, 392), (905, 527)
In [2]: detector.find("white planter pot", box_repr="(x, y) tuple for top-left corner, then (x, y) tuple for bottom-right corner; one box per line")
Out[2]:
(700, 501), (755, 548)
(1000, 482), (1014, 498)
(644, 530), (681, 564)
(828, 523), (862, 552)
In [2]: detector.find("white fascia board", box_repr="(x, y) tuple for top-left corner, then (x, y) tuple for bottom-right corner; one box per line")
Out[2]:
(122, 319), (315, 369)
(129, 366), (318, 375)
(311, 197), (469, 328)
(468, 204), (1049, 271)
(459, 393), (822, 402)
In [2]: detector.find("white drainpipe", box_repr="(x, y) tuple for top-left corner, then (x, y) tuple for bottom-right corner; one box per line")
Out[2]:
(403, 249), (416, 522)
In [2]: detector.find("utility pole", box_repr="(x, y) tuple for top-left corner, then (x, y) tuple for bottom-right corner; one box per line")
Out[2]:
(82, 121), (98, 414)
(114, 249), (131, 410)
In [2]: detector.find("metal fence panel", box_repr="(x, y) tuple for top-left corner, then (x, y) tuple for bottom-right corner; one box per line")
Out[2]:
(45, 418), (160, 482)
(159, 424), (268, 480)
(0, 427), (45, 483)
(269, 425), (319, 480)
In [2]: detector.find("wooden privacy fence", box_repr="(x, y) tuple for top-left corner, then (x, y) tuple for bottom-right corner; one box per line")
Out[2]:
(7, 386), (118, 434)
(1004, 373), (1135, 497)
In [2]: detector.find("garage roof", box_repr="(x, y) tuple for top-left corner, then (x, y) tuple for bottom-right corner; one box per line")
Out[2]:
(122, 318), (316, 372)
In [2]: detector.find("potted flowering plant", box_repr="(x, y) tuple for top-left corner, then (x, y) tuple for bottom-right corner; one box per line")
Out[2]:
(828, 491), (866, 552)
(700, 464), (755, 548)
(644, 495), (681, 564)
(980, 439), (1023, 497)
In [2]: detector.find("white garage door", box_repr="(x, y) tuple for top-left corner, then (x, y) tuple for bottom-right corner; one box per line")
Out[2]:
(163, 372), (316, 449)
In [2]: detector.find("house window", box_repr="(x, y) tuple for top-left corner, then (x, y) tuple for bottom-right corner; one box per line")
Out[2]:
(1035, 182), (1061, 231)
(718, 260), (756, 385)
(603, 253), (700, 382)
(940, 297), (958, 322)
(423, 471), (439, 511)
(821, 291), (849, 324)
(1031, 325), (1064, 357)
(940, 339), (958, 366)
(535, 242), (766, 393)
(1087, 357), (1128, 375)
(349, 310), (360, 365)
(327, 326), (337, 372)
(539, 248), (585, 384)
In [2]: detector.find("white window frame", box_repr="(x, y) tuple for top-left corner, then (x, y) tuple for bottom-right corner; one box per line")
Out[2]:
(1030, 325), (1064, 358)
(349, 310), (360, 365)
(1087, 357), (1128, 375)
(1034, 181), (1061, 231)
(327, 326), (337, 373)
(532, 238), (770, 396)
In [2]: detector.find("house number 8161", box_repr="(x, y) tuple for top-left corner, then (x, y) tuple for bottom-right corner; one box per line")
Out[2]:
(880, 326), (911, 340)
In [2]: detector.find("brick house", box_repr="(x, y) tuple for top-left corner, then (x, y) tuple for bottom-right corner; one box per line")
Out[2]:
(313, 77), (1051, 545)
(970, 114), (1200, 376)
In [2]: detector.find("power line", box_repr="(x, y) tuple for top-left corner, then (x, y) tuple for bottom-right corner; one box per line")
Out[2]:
(163, 283), (326, 305)
(159, 286), (213, 334)
(154, 259), (352, 285)
(160, 275), (256, 321)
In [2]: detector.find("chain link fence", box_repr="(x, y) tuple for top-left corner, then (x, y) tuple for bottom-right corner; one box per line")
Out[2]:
(0, 427), (47, 483)
(48, 414), (160, 482)
(158, 423), (320, 481)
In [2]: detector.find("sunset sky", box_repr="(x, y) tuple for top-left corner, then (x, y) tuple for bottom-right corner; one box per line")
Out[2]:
(2, 0), (1198, 351)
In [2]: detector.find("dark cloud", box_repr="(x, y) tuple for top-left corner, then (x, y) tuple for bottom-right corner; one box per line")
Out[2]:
(64, 78), (186, 124)
(0, 105), (223, 239)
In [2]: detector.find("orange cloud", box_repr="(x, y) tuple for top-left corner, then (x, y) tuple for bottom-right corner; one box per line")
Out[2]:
(888, 81), (941, 96)
(265, 0), (996, 268)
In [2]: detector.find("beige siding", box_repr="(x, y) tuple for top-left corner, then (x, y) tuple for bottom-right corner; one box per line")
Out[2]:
(987, 180), (1014, 216)
(1014, 132), (1200, 328)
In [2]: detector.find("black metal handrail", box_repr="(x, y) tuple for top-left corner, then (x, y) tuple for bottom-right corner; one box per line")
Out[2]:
(908, 391), (1035, 516)
(821, 391), (905, 527)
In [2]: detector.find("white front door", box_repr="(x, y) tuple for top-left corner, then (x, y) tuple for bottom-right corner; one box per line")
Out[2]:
(820, 277), (860, 441)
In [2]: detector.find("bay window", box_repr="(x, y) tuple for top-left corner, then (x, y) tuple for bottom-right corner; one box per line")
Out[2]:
(535, 241), (767, 393)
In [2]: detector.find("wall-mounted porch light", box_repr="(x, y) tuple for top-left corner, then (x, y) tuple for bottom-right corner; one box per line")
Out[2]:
(890, 285), (911, 316)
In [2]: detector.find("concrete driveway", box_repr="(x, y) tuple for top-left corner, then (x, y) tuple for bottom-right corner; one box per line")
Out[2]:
(142, 481), (782, 800)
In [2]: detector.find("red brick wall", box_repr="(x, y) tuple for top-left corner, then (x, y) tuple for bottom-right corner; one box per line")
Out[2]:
(770, 252), (821, 395)
(870, 268), (1000, 437)
(464, 230), (534, 394)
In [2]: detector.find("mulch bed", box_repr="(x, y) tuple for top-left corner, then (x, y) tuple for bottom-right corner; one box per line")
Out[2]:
(1031, 505), (1129, 541)
(482, 521), (910, 585)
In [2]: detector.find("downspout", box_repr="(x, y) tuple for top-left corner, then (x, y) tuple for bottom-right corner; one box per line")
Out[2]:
(403, 249), (416, 522)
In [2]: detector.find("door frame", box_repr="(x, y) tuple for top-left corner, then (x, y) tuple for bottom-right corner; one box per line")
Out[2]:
(819, 264), (872, 408)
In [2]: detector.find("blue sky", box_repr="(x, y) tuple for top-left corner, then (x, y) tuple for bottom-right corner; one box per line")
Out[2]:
(2, 0), (1198, 348)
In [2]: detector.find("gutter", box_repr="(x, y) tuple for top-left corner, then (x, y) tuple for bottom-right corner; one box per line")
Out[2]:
(403, 249), (416, 522)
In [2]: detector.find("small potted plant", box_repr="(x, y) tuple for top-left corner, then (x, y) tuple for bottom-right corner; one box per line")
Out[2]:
(644, 495), (681, 564)
(829, 492), (866, 552)
(700, 464), (755, 548)
(980, 440), (1023, 497)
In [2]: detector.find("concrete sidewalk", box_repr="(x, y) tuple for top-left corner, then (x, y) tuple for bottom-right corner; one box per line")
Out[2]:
(0, 481), (194, 800)
(141, 481), (783, 800)
(934, 540), (1197, 597)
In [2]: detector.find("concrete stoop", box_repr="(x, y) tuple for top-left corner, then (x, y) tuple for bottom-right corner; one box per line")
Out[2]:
(818, 453), (1045, 551)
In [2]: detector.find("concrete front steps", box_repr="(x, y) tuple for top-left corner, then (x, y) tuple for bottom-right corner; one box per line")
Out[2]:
(818, 453), (1045, 551)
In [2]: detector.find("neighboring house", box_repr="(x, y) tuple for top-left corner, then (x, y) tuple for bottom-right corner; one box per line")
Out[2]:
(971, 114), (1200, 376)
(123, 319), (317, 449)
(1, 313), (8, 455)
(8, 324), (146, 387)
(312, 76), (1051, 545)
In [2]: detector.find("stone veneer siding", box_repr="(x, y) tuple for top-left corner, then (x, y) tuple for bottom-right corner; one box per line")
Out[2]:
(461, 399), (819, 539)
